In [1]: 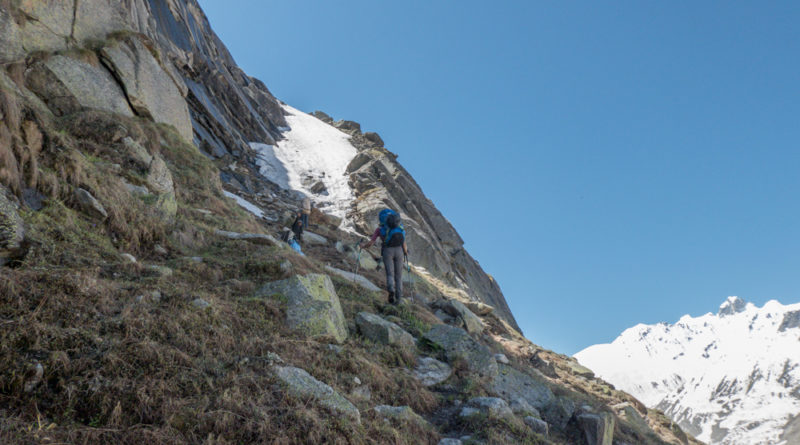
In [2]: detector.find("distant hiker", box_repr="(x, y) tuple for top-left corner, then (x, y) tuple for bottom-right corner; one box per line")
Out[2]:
(291, 211), (304, 243)
(301, 197), (311, 229)
(279, 211), (304, 255)
(361, 208), (408, 304)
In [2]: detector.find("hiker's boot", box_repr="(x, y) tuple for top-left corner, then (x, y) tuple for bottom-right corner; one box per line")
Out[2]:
(387, 291), (395, 304)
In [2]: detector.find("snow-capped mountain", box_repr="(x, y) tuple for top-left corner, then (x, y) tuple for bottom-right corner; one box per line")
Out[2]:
(574, 297), (800, 445)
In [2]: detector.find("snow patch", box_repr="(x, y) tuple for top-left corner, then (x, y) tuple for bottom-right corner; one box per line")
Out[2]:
(251, 104), (357, 222)
(223, 191), (266, 219)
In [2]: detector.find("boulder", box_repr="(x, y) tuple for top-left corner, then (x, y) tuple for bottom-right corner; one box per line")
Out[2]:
(373, 405), (427, 425)
(25, 55), (134, 117)
(273, 366), (360, 424)
(191, 298), (211, 309)
(0, 189), (25, 266)
(564, 359), (595, 379)
(303, 231), (328, 245)
(145, 265), (173, 277)
(422, 325), (497, 378)
(543, 396), (576, 430)
(460, 397), (515, 423)
(436, 299), (484, 334)
(311, 110), (333, 123)
(350, 248), (379, 270)
(437, 440), (462, 445)
(509, 397), (540, 418)
(612, 402), (650, 434)
(74, 188), (108, 220)
(309, 180), (327, 195)
(100, 36), (193, 142)
(490, 364), (554, 413)
(364, 131), (384, 147)
(324, 266), (380, 292)
(524, 416), (549, 436)
(577, 413), (614, 445)
(494, 353), (510, 365)
(214, 229), (278, 246)
(465, 301), (494, 316)
(258, 274), (348, 344)
(355, 312), (416, 351)
(413, 356), (452, 386)
(334, 120), (361, 133)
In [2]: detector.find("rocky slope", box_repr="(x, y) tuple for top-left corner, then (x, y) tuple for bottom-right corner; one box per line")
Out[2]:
(1, 0), (698, 443)
(575, 297), (800, 445)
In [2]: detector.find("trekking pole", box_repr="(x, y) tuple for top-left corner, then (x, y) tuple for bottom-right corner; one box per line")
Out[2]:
(405, 253), (414, 301)
(353, 245), (362, 283)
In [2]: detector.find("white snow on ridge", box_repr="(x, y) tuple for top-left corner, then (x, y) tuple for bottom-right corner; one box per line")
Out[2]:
(574, 297), (800, 445)
(223, 190), (265, 218)
(251, 104), (357, 221)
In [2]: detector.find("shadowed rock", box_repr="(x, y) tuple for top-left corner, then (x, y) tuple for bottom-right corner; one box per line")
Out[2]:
(422, 324), (497, 378)
(577, 412), (614, 445)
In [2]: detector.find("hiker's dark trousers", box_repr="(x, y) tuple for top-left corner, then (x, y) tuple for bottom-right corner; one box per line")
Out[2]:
(382, 246), (404, 299)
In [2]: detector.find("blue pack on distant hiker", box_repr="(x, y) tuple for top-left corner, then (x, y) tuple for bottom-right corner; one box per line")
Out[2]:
(379, 209), (405, 247)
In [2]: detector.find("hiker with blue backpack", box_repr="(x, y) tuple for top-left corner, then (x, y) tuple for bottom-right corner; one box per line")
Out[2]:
(361, 208), (408, 304)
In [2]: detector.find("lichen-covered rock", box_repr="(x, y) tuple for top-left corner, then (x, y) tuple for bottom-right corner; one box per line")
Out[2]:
(356, 312), (416, 350)
(413, 356), (452, 386)
(25, 55), (134, 117)
(577, 412), (615, 445)
(422, 324), (497, 378)
(100, 36), (193, 142)
(258, 274), (347, 344)
(0, 189), (25, 266)
(490, 364), (554, 414)
(273, 366), (360, 424)
(373, 405), (427, 425)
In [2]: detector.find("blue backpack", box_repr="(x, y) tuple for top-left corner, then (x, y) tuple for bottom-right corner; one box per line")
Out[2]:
(378, 209), (405, 247)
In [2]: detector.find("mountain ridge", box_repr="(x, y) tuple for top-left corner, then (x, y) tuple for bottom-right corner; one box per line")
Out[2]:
(575, 296), (800, 445)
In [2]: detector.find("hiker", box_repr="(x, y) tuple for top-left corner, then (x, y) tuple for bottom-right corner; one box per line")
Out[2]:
(301, 197), (311, 229)
(361, 208), (408, 304)
(291, 210), (304, 243)
(278, 212), (305, 255)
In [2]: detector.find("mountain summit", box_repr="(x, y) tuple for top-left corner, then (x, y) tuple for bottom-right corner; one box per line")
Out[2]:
(575, 297), (800, 445)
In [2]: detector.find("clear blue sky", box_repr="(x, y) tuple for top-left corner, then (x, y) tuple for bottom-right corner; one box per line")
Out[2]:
(197, 0), (800, 355)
